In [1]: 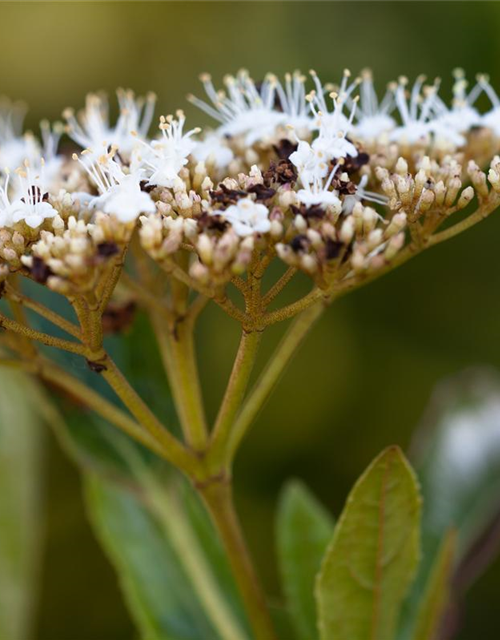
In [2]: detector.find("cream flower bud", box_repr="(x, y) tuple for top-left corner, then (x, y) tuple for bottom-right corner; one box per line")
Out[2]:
(197, 234), (213, 265)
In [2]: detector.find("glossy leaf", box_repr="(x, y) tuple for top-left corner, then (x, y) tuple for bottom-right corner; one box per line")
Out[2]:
(276, 480), (334, 640)
(0, 370), (45, 640)
(316, 446), (421, 640)
(411, 529), (456, 640)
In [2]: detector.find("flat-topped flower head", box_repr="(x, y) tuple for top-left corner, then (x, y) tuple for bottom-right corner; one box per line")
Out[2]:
(133, 112), (200, 188)
(0, 159), (58, 229)
(73, 148), (155, 222)
(64, 89), (156, 160)
(188, 70), (285, 145)
(215, 197), (271, 237)
(350, 69), (396, 141)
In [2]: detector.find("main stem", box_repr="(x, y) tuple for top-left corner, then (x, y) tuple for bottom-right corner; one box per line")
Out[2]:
(199, 479), (277, 640)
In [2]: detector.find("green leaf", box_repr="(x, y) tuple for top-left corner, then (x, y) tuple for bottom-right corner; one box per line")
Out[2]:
(276, 480), (335, 640)
(316, 446), (422, 640)
(411, 529), (456, 640)
(85, 474), (219, 640)
(0, 369), (45, 640)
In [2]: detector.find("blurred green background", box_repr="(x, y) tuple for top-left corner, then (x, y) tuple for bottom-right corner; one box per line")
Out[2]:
(2, 1), (500, 638)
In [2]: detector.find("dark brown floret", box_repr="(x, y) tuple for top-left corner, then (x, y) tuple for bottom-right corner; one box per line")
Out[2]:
(140, 180), (156, 193)
(210, 183), (247, 206)
(197, 211), (228, 232)
(341, 152), (370, 175)
(247, 184), (276, 202)
(324, 239), (344, 260)
(102, 301), (136, 335)
(290, 234), (310, 253)
(97, 241), (120, 258)
(330, 175), (357, 196)
(273, 139), (298, 160)
(30, 256), (53, 284)
(263, 160), (297, 186)
(290, 204), (325, 220)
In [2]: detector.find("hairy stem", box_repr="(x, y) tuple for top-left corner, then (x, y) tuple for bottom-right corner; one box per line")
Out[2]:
(5, 285), (82, 339)
(0, 311), (87, 356)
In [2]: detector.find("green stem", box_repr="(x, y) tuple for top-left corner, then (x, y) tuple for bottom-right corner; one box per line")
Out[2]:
(151, 312), (208, 452)
(199, 480), (276, 640)
(0, 311), (87, 356)
(210, 330), (262, 468)
(228, 302), (325, 461)
(99, 356), (198, 476)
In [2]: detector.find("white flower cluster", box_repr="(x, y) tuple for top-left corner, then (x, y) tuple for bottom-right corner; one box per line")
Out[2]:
(0, 68), (499, 243)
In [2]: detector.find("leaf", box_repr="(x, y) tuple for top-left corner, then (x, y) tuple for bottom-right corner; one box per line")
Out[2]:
(84, 429), (248, 640)
(316, 446), (422, 640)
(85, 474), (219, 640)
(0, 369), (45, 640)
(276, 480), (335, 640)
(411, 529), (457, 640)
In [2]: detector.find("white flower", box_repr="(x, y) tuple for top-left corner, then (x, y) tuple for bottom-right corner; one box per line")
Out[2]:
(289, 107), (358, 206)
(478, 75), (500, 136)
(293, 154), (342, 209)
(217, 197), (271, 237)
(427, 71), (482, 148)
(273, 71), (315, 133)
(64, 89), (156, 160)
(73, 149), (156, 222)
(432, 70), (482, 132)
(289, 140), (330, 187)
(308, 69), (359, 137)
(312, 128), (358, 160)
(188, 70), (286, 145)
(0, 160), (58, 229)
(134, 112), (199, 188)
(390, 76), (434, 145)
(0, 99), (43, 172)
(350, 69), (396, 141)
(192, 132), (234, 169)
